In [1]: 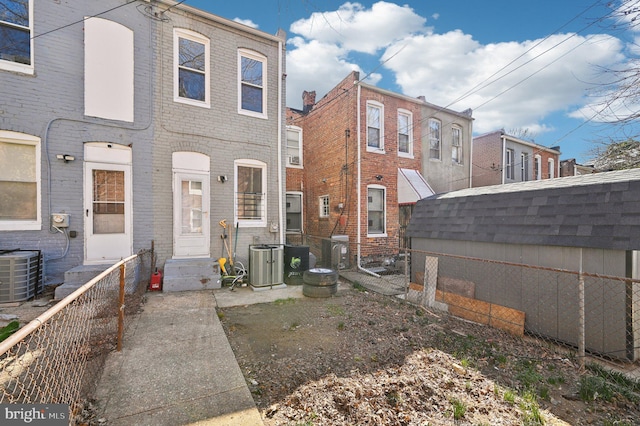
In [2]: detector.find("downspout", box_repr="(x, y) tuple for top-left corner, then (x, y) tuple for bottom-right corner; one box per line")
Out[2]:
(468, 124), (473, 188)
(355, 81), (380, 278)
(277, 36), (284, 244)
(501, 134), (506, 184)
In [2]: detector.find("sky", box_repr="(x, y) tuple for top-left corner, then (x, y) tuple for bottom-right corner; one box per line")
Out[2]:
(187, 0), (640, 163)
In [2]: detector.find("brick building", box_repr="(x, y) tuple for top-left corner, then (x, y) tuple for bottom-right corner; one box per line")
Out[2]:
(472, 130), (561, 187)
(286, 71), (473, 268)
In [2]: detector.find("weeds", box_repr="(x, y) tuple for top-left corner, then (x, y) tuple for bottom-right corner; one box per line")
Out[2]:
(274, 297), (297, 305)
(450, 398), (466, 420)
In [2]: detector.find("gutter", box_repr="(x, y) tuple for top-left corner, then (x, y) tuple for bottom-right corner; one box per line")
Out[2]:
(277, 37), (284, 244)
(501, 134), (506, 184)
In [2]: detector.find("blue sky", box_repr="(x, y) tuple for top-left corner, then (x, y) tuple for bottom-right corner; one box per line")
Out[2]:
(188, 0), (640, 163)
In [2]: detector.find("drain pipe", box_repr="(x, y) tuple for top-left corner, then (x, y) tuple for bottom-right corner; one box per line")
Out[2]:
(355, 80), (381, 278)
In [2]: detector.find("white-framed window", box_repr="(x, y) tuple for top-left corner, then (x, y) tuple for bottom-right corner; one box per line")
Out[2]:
(428, 118), (441, 160)
(534, 154), (542, 180)
(235, 159), (266, 227)
(451, 126), (462, 164)
(548, 158), (555, 178)
(286, 126), (302, 167)
(520, 153), (529, 181)
(367, 186), (386, 235)
(319, 195), (329, 218)
(0, 0), (33, 74)
(286, 192), (303, 233)
(398, 109), (412, 156)
(174, 28), (210, 107)
(366, 101), (384, 151)
(505, 148), (515, 180)
(0, 131), (41, 230)
(238, 49), (267, 118)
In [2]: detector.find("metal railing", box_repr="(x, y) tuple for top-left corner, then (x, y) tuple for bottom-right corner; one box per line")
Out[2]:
(0, 250), (151, 423)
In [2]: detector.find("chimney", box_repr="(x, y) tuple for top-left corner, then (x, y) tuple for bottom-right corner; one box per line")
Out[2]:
(302, 90), (316, 113)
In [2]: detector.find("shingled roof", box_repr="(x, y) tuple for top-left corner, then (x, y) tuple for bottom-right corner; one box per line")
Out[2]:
(406, 168), (640, 251)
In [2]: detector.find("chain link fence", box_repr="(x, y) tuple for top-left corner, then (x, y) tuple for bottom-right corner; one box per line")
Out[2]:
(0, 249), (151, 423)
(288, 236), (640, 397)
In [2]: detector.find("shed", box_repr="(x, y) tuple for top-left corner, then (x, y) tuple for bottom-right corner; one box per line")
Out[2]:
(407, 168), (640, 360)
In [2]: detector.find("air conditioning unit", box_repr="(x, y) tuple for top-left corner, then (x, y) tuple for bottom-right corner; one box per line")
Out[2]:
(289, 156), (300, 165)
(0, 250), (43, 302)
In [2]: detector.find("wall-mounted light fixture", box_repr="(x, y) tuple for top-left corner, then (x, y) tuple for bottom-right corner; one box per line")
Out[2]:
(56, 154), (75, 163)
(375, 174), (383, 181)
(217, 175), (227, 183)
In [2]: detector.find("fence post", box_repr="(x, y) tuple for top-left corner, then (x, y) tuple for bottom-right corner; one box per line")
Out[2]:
(117, 263), (126, 352)
(578, 248), (585, 372)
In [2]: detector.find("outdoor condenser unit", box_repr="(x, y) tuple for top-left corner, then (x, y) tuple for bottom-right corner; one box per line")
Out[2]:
(249, 245), (284, 287)
(0, 250), (43, 302)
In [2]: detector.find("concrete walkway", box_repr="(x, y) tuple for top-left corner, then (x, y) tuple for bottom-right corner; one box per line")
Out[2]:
(95, 285), (304, 425)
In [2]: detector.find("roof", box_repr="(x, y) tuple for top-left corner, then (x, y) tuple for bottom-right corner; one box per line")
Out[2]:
(407, 168), (640, 250)
(398, 169), (435, 204)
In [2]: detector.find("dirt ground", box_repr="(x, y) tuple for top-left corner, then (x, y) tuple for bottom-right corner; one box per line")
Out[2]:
(219, 283), (640, 425)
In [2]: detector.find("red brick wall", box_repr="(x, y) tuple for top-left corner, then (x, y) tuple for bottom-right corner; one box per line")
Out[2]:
(287, 71), (426, 259)
(472, 131), (503, 187)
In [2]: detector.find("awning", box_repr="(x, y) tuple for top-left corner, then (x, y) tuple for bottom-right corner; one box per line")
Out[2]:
(397, 168), (435, 204)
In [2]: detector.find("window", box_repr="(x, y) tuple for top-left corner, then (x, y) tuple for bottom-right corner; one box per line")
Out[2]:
(428, 119), (441, 160)
(505, 148), (515, 180)
(235, 160), (266, 227)
(286, 192), (302, 232)
(398, 110), (412, 156)
(534, 155), (541, 180)
(0, 0), (32, 74)
(367, 102), (383, 150)
(451, 126), (462, 164)
(319, 195), (329, 218)
(174, 29), (209, 107)
(0, 131), (40, 230)
(520, 153), (529, 181)
(548, 158), (555, 178)
(367, 186), (385, 235)
(239, 49), (266, 117)
(286, 126), (302, 167)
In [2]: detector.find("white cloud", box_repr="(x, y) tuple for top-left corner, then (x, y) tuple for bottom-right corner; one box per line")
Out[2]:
(289, 2), (427, 54)
(233, 18), (258, 28)
(285, 0), (628, 135)
(382, 31), (624, 133)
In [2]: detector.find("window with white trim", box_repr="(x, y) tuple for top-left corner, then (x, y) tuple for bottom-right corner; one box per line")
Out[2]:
(452, 126), (462, 164)
(548, 158), (555, 178)
(0, 131), (40, 230)
(174, 28), (209, 107)
(398, 109), (412, 156)
(319, 195), (329, 218)
(428, 118), (441, 160)
(367, 102), (383, 151)
(367, 186), (385, 235)
(286, 192), (302, 232)
(286, 126), (302, 167)
(505, 148), (515, 180)
(238, 49), (267, 117)
(534, 155), (542, 180)
(520, 153), (529, 181)
(0, 0), (33, 74)
(235, 159), (266, 227)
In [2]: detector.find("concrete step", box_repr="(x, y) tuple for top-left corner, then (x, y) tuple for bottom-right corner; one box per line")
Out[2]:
(162, 258), (221, 292)
(55, 264), (111, 300)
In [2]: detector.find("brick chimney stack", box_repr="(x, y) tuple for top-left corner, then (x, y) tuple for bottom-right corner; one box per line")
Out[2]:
(302, 90), (316, 113)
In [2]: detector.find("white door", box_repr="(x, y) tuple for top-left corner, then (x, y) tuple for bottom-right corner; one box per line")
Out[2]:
(84, 161), (132, 264)
(173, 172), (210, 258)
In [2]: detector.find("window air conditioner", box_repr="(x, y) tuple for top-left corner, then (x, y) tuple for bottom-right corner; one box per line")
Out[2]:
(289, 156), (300, 165)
